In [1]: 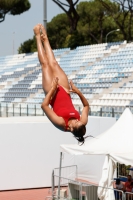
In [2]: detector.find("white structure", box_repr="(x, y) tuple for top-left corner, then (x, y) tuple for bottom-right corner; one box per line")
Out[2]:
(0, 115), (115, 190)
(60, 108), (133, 200)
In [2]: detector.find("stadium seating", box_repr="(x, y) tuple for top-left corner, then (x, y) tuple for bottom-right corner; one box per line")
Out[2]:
(0, 41), (133, 118)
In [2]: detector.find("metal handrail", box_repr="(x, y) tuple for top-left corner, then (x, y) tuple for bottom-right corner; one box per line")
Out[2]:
(53, 174), (124, 191)
(54, 165), (77, 170)
(53, 174), (124, 200)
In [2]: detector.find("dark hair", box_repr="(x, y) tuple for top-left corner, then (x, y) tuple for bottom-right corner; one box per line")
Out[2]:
(73, 124), (86, 145)
(116, 179), (120, 185)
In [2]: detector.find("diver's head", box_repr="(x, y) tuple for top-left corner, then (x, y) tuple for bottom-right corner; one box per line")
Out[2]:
(68, 119), (86, 145)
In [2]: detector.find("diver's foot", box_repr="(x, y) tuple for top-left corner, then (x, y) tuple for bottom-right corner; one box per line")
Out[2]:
(33, 24), (41, 36)
(40, 24), (47, 39)
(40, 34), (45, 43)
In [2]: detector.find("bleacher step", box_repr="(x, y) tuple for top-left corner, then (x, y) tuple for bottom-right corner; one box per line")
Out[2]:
(89, 73), (133, 104)
(68, 42), (127, 79)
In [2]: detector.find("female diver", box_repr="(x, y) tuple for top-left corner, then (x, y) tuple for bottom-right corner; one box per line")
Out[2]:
(33, 24), (89, 144)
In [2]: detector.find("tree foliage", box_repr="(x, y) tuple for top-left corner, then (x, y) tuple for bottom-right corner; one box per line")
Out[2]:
(99, 0), (133, 41)
(76, 0), (119, 44)
(18, 37), (36, 54)
(18, 13), (70, 53)
(18, 0), (133, 53)
(52, 0), (80, 33)
(0, 0), (31, 23)
(47, 13), (70, 49)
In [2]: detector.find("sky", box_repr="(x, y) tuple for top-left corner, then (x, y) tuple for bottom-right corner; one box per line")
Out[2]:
(0, 0), (83, 57)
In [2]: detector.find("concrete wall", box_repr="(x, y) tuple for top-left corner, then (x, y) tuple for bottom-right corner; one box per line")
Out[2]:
(0, 116), (115, 190)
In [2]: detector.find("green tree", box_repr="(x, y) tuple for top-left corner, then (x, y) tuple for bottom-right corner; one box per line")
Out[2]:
(18, 13), (70, 53)
(76, 0), (120, 44)
(0, 0), (31, 23)
(99, 0), (133, 41)
(52, 0), (80, 33)
(65, 0), (120, 47)
(18, 0), (126, 53)
(47, 13), (70, 49)
(18, 37), (36, 54)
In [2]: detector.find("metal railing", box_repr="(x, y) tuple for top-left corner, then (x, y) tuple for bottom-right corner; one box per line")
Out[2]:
(0, 103), (132, 119)
(51, 174), (124, 200)
(0, 103), (45, 117)
(125, 192), (133, 200)
(54, 165), (78, 181)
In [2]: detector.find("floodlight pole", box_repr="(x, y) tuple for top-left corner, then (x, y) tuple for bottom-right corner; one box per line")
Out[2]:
(106, 29), (120, 43)
(43, 0), (47, 31)
(13, 31), (15, 55)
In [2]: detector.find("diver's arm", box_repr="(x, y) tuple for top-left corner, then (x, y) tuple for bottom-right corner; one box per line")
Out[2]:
(69, 80), (89, 125)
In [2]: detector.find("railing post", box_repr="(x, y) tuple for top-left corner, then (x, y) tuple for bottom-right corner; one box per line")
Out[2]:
(35, 104), (36, 116)
(0, 103), (1, 117)
(51, 170), (55, 199)
(100, 108), (102, 116)
(27, 104), (28, 116)
(13, 104), (14, 116)
(80, 183), (82, 200)
(58, 152), (62, 199)
(122, 191), (124, 200)
(117, 163), (119, 178)
(76, 165), (78, 179)
(6, 104), (8, 117)
(20, 104), (21, 116)
(112, 108), (114, 117)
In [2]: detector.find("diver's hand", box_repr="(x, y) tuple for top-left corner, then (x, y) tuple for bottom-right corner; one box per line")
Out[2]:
(51, 77), (59, 91)
(69, 80), (79, 94)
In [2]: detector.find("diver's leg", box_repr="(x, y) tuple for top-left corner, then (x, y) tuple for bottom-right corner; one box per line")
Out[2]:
(40, 24), (70, 91)
(33, 24), (53, 94)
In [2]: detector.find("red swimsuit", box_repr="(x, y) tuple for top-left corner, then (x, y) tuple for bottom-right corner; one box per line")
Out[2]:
(50, 86), (80, 130)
